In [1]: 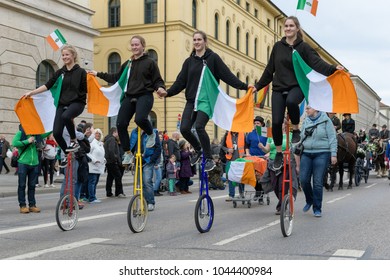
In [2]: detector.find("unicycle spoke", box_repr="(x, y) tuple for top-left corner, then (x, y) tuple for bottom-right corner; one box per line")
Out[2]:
(56, 194), (79, 231)
(194, 194), (214, 233)
(127, 194), (148, 233)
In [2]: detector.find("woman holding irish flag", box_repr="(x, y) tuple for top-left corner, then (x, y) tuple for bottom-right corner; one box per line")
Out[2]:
(24, 45), (87, 166)
(254, 16), (343, 171)
(158, 30), (252, 172)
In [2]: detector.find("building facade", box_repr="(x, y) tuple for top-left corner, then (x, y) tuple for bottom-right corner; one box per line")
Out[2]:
(0, 0), (98, 140)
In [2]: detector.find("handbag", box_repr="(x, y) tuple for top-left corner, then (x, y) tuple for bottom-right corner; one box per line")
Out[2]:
(11, 155), (18, 168)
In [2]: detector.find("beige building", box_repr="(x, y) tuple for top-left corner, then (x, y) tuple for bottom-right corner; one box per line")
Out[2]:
(90, 0), (341, 139)
(0, 0), (98, 140)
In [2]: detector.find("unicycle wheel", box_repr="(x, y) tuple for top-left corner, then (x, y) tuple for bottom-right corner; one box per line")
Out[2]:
(194, 194), (214, 233)
(280, 195), (294, 237)
(127, 194), (148, 233)
(56, 194), (79, 231)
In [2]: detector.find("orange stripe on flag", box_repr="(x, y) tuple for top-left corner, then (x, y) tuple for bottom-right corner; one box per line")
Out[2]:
(242, 162), (256, 187)
(327, 70), (359, 113)
(311, 0), (319, 16)
(87, 74), (110, 116)
(46, 36), (59, 51)
(231, 88), (254, 132)
(14, 97), (45, 134)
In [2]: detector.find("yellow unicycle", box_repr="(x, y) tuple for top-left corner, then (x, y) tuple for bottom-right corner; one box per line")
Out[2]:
(127, 127), (148, 233)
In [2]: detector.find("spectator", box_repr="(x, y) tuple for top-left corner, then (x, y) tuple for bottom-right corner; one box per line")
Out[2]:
(208, 155), (226, 190)
(167, 131), (181, 162)
(42, 133), (57, 188)
(211, 138), (221, 156)
(246, 116), (269, 157)
(368, 124), (380, 141)
(87, 128), (106, 203)
(129, 127), (161, 211)
(379, 124), (389, 141)
(153, 133), (164, 196)
(177, 140), (195, 194)
(166, 154), (179, 196)
(104, 127), (125, 198)
(327, 113), (341, 132)
(0, 135), (11, 174)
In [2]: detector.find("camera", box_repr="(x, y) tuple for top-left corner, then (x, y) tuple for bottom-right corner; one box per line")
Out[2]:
(294, 143), (304, 156)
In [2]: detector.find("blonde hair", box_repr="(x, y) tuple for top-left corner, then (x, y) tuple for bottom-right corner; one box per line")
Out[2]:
(192, 30), (208, 53)
(61, 44), (79, 63)
(94, 128), (104, 141)
(130, 35), (146, 59)
(285, 16), (304, 42)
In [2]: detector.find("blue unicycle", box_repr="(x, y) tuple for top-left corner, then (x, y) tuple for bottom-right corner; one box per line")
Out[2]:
(194, 154), (214, 233)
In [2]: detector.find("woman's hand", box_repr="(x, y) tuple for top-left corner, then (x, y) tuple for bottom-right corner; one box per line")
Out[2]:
(87, 70), (98, 76)
(331, 156), (337, 165)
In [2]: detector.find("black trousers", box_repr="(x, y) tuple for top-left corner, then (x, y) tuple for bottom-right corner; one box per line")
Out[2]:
(105, 162), (124, 196)
(53, 103), (85, 153)
(117, 94), (154, 152)
(180, 101), (212, 159)
(271, 87), (304, 146)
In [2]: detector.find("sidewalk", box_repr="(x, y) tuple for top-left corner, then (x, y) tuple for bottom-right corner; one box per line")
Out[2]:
(0, 171), (201, 198)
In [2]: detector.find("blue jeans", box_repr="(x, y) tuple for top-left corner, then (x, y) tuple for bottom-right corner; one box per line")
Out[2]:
(17, 163), (39, 207)
(153, 165), (162, 192)
(88, 173), (100, 202)
(228, 181), (244, 198)
(142, 163), (155, 205)
(60, 159), (79, 199)
(299, 152), (330, 213)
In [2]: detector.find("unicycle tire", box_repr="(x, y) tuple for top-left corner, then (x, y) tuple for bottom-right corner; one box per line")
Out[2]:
(194, 194), (214, 233)
(280, 195), (294, 237)
(127, 194), (148, 233)
(56, 194), (79, 231)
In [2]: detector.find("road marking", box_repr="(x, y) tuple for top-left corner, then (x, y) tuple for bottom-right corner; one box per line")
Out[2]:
(189, 195), (227, 202)
(326, 194), (351, 204)
(3, 238), (110, 260)
(144, 244), (156, 248)
(329, 249), (365, 260)
(364, 183), (377, 189)
(0, 212), (126, 235)
(213, 220), (280, 246)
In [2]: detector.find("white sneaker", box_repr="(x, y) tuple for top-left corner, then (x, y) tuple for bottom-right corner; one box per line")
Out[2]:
(35, 184), (42, 188)
(44, 184), (50, 188)
(50, 184), (56, 188)
(89, 199), (101, 204)
(56, 171), (60, 176)
(122, 153), (133, 165)
(145, 131), (156, 148)
(147, 204), (155, 211)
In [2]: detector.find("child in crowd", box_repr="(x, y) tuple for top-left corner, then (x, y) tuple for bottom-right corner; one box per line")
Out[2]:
(208, 155), (226, 190)
(166, 154), (179, 196)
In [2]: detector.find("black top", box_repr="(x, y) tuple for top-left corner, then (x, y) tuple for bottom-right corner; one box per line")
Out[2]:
(46, 64), (87, 106)
(255, 37), (337, 92)
(167, 48), (248, 101)
(342, 118), (356, 134)
(97, 54), (165, 97)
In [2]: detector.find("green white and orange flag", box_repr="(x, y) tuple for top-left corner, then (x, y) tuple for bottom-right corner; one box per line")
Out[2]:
(195, 65), (254, 132)
(292, 50), (359, 113)
(226, 158), (256, 187)
(14, 76), (62, 134)
(87, 61), (131, 117)
(297, 0), (319, 16)
(46, 29), (67, 51)
(255, 84), (269, 108)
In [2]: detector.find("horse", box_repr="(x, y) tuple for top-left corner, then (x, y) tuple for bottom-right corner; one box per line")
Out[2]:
(325, 132), (357, 191)
(368, 138), (386, 177)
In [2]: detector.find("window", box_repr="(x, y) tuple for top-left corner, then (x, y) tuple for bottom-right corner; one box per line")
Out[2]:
(226, 20), (230, 45)
(267, 18), (271, 27)
(148, 49), (158, 63)
(254, 38), (258, 60)
(236, 27), (240, 51)
(236, 0), (241, 5)
(267, 46), (271, 62)
(246, 2), (250, 12)
(245, 32), (249, 55)
(108, 0), (120, 27)
(192, 0), (197, 28)
(145, 0), (157, 24)
(36, 61), (54, 88)
(254, 8), (258, 18)
(108, 52), (121, 128)
(214, 13), (219, 40)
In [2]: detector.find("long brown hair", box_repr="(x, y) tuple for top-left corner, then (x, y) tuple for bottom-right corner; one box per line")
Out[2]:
(191, 30), (208, 53)
(285, 16), (304, 42)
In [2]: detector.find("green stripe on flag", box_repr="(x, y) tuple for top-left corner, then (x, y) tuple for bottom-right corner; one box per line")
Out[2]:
(50, 75), (63, 108)
(118, 61), (131, 103)
(54, 29), (67, 44)
(297, 0), (306, 9)
(196, 66), (220, 118)
(292, 50), (312, 101)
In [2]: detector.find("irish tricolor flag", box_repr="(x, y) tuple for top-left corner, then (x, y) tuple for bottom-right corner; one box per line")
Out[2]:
(195, 66), (254, 132)
(46, 29), (67, 51)
(226, 158), (256, 187)
(292, 50), (359, 114)
(87, 62), (131, 117)
(15, 76), (62, 134)
(297, 0), (319, 16)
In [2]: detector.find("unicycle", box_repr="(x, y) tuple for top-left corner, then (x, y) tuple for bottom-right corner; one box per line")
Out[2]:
(56, 151), (79, 231)
(194, 154), (214, 233)
(127, 127), (148, 233)
(280, 118), (294, 237)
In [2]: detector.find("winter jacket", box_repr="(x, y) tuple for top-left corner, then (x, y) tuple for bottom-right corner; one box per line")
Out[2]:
(255, 37), (337, 92)
(103, 134), (121, 165)
(45, 64), (87, 106)
(97, 54), (165, 97)
(167, 139), (181, 161)
(129, 128), (161, 165)
(167, 48), (248, 101)
(300, 111), (337, 157)
(179, 150), (194, 178)
(12, 131), (51, 166)
(87, 138), (106, 174)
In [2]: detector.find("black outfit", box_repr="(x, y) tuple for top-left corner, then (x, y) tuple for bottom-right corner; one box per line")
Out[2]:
(97, 54), (165, 152)
(255, 37), (337, 146)
(342, 118), (355, 133)
(0, 139), (11, 174)
(167, 139), (181, 161)
(379, 129), (389, 141)
(46, 64), (87, 153)
(329, 115), (341, 132)
(167, 49), (248, 159)
(103, 134), (124, 196)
